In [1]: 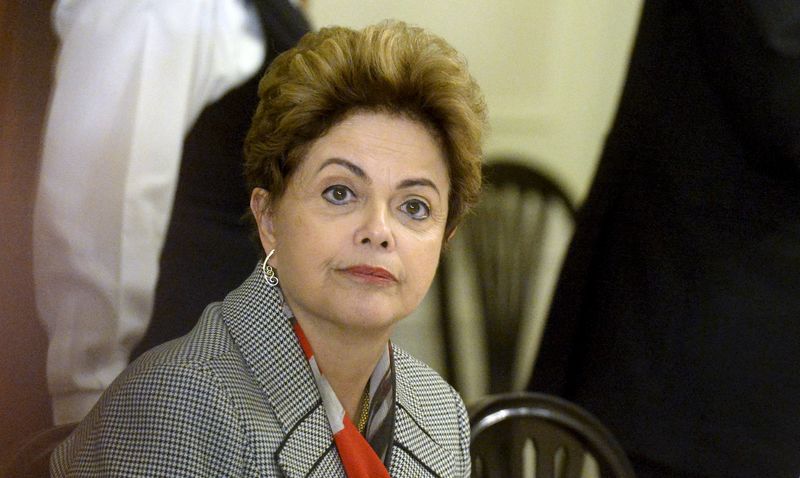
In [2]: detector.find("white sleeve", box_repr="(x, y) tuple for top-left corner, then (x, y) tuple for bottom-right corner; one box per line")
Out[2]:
(34, 0), (265, 424)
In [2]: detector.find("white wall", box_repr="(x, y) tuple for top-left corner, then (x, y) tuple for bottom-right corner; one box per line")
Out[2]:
(307, 0), (643, 201)
(306, 0), (643, 399)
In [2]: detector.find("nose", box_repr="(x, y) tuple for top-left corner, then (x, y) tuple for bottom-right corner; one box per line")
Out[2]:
(355, 203), (395, 250)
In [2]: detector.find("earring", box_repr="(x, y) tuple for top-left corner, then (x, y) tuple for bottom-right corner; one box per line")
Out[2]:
(262, 249), (279, 287)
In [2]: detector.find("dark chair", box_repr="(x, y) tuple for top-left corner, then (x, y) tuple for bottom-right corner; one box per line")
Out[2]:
(0, 423), (77, 478)
(437, 159), (576, 393)
(470, 392), (636, 478)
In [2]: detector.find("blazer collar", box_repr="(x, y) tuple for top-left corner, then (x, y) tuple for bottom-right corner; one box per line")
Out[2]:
(221, 267), (343, 477)
(222, 266), (455, 477)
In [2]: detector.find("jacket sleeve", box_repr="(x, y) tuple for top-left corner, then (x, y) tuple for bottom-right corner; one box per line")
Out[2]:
(50, 362), (249, 477)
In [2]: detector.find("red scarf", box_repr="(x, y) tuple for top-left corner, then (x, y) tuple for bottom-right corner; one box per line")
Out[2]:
(292, 320), (392, 478)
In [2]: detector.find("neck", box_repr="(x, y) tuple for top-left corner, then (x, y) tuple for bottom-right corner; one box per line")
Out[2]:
(295, 315), (391, 421)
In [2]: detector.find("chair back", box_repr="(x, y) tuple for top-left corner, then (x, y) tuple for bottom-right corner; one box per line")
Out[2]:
(0, 423), (77, 478)
(437, 159), (576, 393)
(470, 392), (635, 478)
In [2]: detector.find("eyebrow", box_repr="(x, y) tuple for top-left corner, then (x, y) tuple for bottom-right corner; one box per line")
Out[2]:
(317, 157), (441, 197)
(318, 157), (367, 179)
(397, 178), (441, 197)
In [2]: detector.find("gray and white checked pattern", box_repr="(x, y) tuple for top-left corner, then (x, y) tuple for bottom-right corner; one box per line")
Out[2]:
(51, 264), (470, 477)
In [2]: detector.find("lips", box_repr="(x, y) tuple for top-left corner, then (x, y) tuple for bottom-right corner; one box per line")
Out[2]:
(341, 265), (397, 283)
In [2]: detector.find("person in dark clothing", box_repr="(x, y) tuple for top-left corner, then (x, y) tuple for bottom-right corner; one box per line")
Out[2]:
(132, 0), (311, 357)
(529, 1), (800, 477)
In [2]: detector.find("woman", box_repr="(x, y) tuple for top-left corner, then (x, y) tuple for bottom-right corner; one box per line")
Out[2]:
(51, 20), (486, 477)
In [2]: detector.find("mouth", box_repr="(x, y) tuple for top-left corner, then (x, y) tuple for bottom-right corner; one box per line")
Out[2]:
(340, 265), (398, 284)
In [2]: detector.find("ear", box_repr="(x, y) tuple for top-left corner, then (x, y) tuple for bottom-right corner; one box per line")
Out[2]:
(250, 188), (278, 258)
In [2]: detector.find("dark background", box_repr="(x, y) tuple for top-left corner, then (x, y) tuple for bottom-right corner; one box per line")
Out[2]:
(0, 0), (57, 462)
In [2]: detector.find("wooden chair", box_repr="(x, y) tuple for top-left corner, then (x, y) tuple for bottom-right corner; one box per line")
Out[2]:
(437, 159), (576, 393)
(470, 392), (636, 478)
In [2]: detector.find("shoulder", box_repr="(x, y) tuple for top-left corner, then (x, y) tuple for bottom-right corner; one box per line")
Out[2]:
(51, 304), (272, 476)
(115, 302), (270, 417)
(136, 302), (230, 363)
(392, 345), (465, 411)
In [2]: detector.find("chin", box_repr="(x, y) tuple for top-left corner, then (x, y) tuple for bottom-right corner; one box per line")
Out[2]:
(325, 287), (406, 323)
(337, 302), (408, 332)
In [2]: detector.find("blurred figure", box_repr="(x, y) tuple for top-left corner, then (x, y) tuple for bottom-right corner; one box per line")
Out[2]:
(530, 0), (800, 477)
(34, 0), (309, 425)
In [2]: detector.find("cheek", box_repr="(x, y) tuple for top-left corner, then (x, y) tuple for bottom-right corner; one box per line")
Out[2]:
(404, 236), (444, 290)
(274, 214), (337, 273)
(272, 214), (306, 270)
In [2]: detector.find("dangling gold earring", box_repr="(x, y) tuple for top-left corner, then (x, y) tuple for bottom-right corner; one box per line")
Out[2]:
(262, 249), (279, 287)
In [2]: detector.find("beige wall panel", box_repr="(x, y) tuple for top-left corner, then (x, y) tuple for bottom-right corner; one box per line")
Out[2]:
(307, 0), (642, 398)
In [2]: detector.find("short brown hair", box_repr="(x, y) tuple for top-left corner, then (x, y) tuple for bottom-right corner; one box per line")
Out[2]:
(243, 20), (487, 238)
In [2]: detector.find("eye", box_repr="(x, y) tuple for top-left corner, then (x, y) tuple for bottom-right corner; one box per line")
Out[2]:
(400, 199), (430, 220)
(322, 185), (356, 205)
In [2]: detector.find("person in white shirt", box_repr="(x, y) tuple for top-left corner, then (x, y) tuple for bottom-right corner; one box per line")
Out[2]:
(34, 0), (309, 425)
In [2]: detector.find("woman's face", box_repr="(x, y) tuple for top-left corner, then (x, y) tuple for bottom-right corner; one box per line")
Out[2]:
(252, 111), (451, 333)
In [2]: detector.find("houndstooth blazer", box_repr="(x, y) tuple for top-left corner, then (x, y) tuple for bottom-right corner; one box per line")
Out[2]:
(50, 266), (470, 477)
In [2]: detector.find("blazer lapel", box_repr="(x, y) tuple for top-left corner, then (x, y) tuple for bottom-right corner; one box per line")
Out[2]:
(390, 355), (456, 477)
(221, 267), (345, 477)
(275, 406), (345, 477)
